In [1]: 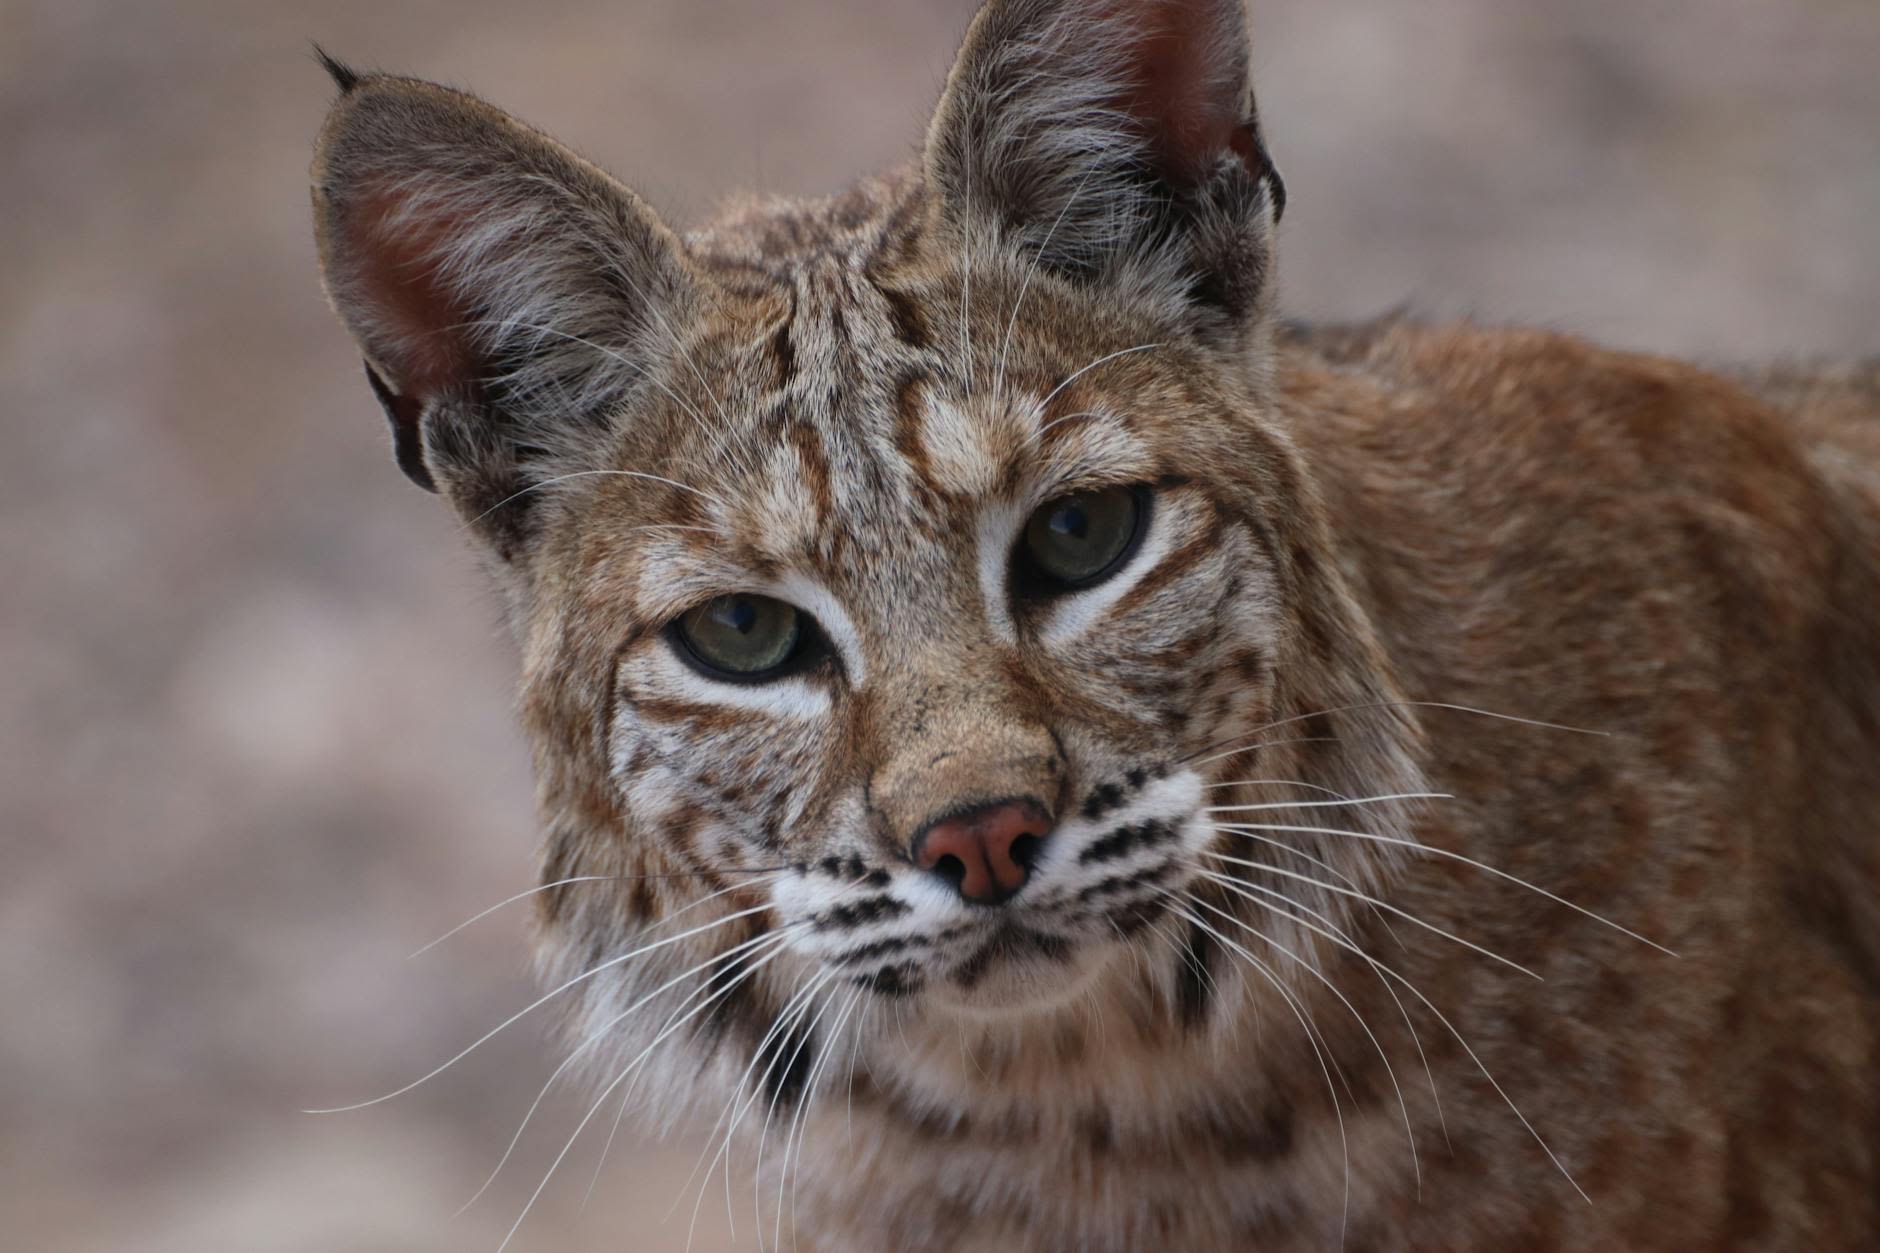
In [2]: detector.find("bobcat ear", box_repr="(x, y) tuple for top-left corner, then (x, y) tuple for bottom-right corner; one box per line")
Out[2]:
(925, 0), (1283, 328)
(311, 69), (695, 532)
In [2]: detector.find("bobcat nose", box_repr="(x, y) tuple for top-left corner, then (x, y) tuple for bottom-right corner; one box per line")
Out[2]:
(911, 799), (1053, 905)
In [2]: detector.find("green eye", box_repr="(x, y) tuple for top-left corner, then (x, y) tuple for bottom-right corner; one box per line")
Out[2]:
(674, 594), (803, 678)
(1019, 485), (1147, 590)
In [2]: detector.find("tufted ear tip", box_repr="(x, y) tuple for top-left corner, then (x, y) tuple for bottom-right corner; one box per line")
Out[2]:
(312, 44), (361, 94)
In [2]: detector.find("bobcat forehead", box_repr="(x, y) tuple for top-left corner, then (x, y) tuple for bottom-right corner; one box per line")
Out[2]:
(313, 3), (1880, 1249)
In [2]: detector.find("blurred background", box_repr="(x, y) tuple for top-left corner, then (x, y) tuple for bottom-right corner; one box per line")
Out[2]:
(3, 1), (1876, 1249)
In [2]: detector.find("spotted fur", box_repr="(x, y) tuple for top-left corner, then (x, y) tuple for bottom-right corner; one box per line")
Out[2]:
(312, 3), (1879, 1249)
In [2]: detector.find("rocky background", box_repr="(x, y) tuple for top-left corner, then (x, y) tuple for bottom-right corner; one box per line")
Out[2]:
(4, 1), (1876, 1249)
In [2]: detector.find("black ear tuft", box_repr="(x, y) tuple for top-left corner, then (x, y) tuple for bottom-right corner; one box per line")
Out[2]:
(312, 44), (361, 94)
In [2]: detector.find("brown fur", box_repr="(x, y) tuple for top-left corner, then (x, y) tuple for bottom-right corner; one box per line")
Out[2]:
(311, 3), (1878, 1249)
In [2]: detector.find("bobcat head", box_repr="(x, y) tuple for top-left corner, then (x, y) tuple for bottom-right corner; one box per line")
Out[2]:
(313, 0), (1422, 1151)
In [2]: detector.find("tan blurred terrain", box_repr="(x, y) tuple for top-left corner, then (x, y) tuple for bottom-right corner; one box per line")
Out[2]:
(2, 1), (1875, 1250)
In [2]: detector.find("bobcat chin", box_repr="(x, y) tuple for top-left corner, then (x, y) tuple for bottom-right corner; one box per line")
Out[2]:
(311, 2), (1880, 1249)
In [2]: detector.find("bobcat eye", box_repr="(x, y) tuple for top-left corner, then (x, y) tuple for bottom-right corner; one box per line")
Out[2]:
(1017, 485), (1149, 593)
(672, 594), (805, 680)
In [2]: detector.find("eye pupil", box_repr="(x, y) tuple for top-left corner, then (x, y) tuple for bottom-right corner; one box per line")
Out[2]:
(675, 594), (805, 679)
(1050, 504), (1090, 541)
(720, 599), (758, 635)
(1018, 485), (1147, 592)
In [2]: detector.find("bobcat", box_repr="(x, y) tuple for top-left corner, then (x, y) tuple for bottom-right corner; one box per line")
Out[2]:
(310, 1), (1880, 1248)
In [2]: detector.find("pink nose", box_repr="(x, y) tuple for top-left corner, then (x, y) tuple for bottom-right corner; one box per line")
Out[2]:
(912, 800), (1053, 904)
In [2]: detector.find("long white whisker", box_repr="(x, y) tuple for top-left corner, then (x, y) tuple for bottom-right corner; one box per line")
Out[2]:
(1206, 791), (1451, 815)
(304, 895), (779, 1114)
(1184, 699), (1608, 771)
(996, 170), (1093, 402)
(1201, 777), (1352, 797)
(409, 875), (618, 959)
(1216, 819), (1676, 955)
(1212, 821), (1410, 952)
(753, 973), (838, 1252)
(1190, 735), (1342, 770)
(407, 868), (780, 959)
(470, 468), (730, 526)
(463, 925), (793, 1218)
(685, 969), (833, 1249)
(1194, 869), (1448, 1150)
(1184, 888), (1420, 1195)
(1034, 343), (1165, 414)
(1195, 870), (1587, 1202)
(581, 930), (791, 1213)
(1205, 845), (1541, 980)
(494, 938), (797, 1253)
(1165, 897), (1351, 1247)
(780, 986), (861, 1252)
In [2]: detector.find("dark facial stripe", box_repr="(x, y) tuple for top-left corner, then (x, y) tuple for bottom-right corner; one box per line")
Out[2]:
(756, 1009), (819, 1114)
(876, 283), (931, 350)
(852, 962), (923, 997)
(698, 934), (766, 1043)
(1075, 858), (1180, 904)
(768, 316), (796, 383)
(815, 894), (911, 931)
(1174, 917), (1221, 1030)
(1126, 513), (1230, 607)
(1077, 818), (1177, 865)
(785, 418), (835, 528)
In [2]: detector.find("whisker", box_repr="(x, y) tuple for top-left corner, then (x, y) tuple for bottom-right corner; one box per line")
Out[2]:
(1197, 868), (1449, 1146)
(1194, 869), (1587, 1202)
(470, 468), (730, 526)
(1216, 818), (1676, 956)
(684, 969), (834, 1248)
(779, 985), (862, 1252)
(843, 997), (869, 1147)
(1205, 791), (1452, 815)
(1208, 822), (1410, 953)
(1164, 896), (1351, 1247)
(304, 893), (781, 1114)
(1032, 409), (1105, 442)
(408, 867), (786, 959)
(463, 925), (793, 1217)
(494, 937), (798, 1253)
(581, 928), (795, 1213)
(1205, 845), (1541, 980)
(996, 170), (1094, 403)
(1183, 888), (1421, 1195)
(1182, 700), (1608, 771)
(1201, 777), (1353, 797)
(753, 973), (839, 1251)
(1184, 735), (1341, 771)
(1033, 343), (1165, 414)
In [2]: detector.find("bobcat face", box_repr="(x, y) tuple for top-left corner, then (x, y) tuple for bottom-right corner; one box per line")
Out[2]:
(586, 269), (1289, 1009)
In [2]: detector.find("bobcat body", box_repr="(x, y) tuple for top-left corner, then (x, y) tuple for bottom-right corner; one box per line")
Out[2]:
(311, 2), (1880, 1248)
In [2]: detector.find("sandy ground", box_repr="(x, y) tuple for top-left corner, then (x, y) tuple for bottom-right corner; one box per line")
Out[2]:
(3, 1), (1876, 1250)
